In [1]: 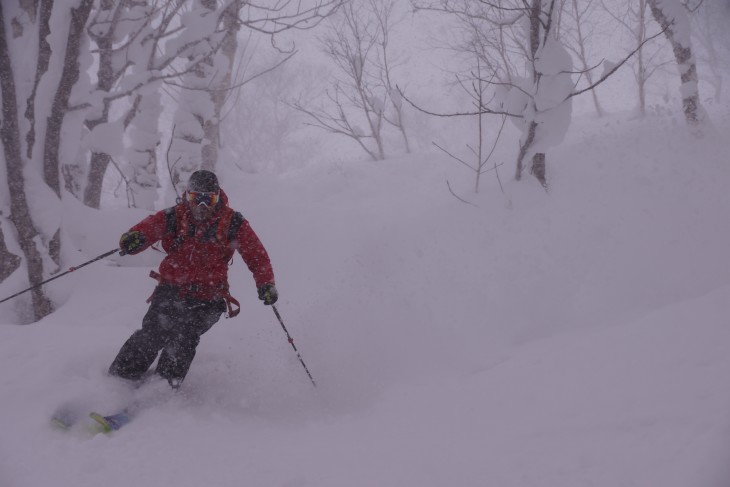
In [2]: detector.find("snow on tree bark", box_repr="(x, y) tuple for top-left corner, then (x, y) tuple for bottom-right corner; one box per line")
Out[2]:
(169, 0), (222, 192)
(43, 0), (93, 266)
(24, 0), (52, 161)
(124, 88), (162, 210)
(512, 0), (573, 188)
(202, 0), (241, 172)
(83, 0), (126, 209)
(0, 3), (53, 320)
(647, 0), (704, 126)
(0, 219), (21, 284)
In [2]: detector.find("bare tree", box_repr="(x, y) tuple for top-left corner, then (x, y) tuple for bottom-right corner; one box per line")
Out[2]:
(411, 0), (663, 188)
(292, 0), (410, 161)
(432, 60), (506, 194)
(23, 0), (52, 163)
(65, 0), (340, 207)
(81, 0), (222, 207)
(371, 0), (411, 153)
(563, 0), (605, 117)
(601, 0), (670, 117)
(425, 0), (570, 187)
(42, 0), (95, 269)
(0, 2), (56, 320)
(169, 0), (343, 192)
(120, 1), (176, 210)
(82, 0), (142, 208)
(690, 0), (727, 104)
(202, 0), (242, 172)
(647, 0), (705, 125)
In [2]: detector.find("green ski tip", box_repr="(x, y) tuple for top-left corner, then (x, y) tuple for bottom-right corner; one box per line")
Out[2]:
(89, 412), (113, 433)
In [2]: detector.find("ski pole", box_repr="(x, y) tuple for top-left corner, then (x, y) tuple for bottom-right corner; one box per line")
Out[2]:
(0, 248), (120, 305)
(271, 304), (317, 387)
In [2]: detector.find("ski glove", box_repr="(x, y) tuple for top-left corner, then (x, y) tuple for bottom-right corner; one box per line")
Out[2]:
(257, 283), (278, 305)
(119, 231), (146, 255)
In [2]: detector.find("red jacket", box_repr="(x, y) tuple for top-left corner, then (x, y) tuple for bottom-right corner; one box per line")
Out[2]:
(129, 190), (274, 300)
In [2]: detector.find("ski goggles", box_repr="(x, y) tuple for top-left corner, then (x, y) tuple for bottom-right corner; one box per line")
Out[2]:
(186, 191), (220, 207)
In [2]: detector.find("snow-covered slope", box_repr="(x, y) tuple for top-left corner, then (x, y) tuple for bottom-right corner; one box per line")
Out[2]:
(1, 111), (730, 487)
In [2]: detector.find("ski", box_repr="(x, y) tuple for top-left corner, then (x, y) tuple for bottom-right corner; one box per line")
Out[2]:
(50, 407), (132, 434)
(51, 412), (78, 431)
(88, 411), (132, 432)
(50, 408), (79, 431)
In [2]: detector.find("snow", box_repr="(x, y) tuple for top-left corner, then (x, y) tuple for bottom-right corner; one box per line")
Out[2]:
(2, 105), (730, 486)
(2, 1), (730, 484)
(656, 0), (693, 47)
(22, 166), (62, 243)
(83, 121), (126, 158)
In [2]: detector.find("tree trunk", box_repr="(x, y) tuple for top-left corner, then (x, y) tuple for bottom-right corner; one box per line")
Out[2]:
(45, 2), (94, 200)
(531, 152), (547, 187)
(648, 0), (702, 125)
(170, 0), (218, 191)
(84, 0), (122, 209)
(202, 0), (241, 172)
(0, 3), (54, 320)
(24, 0), (53, 161)
(636, 0), (647, 117)
(0, 220), (21, 284)
(516, 0), (549, 188)
(83, 151), (111, 208)
(571, 0), (604, 117)
(123, 2), (165, 210)
(43, 0), (93, 266)
(124, 92), (161, 209)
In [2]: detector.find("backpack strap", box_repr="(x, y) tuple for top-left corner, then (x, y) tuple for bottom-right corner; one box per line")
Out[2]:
(227, 211), (246, 243)
(215, 207), (235, 244)
(163, 207), (177, 234)
(164, 205), (244, 246)
(221, 291), (241, 318)
(165, 204), (191, 251)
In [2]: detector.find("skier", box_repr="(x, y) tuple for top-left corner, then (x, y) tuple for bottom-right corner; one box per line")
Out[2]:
(109, 169), (277, 390)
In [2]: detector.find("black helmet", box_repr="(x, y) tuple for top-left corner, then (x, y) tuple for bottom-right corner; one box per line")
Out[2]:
(188, 170), (219, 193)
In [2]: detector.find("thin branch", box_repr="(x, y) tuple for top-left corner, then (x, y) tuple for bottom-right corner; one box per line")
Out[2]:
(166, 124), (181, 199)
(107, 155), (135, 208)
(480, 114), (507, 169)
(433, 141), (476, 171)
(478, 161), (504, 175)
(565, 26), (667, 100)
(165, 50), (297, 93)
(447, 180), (478, 207)
(398, 85), (522, 118)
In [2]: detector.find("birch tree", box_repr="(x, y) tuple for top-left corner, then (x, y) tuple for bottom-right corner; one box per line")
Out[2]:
(169, 0), (342, 194)
(411, 0), (659, 188)
(601, 0), (670, 117)
(647, 0), (705, 126)
(563, 0), (605, 117)
(79, 0), (340, 207)
(0, 4), (50, 316)
(82, 0), (146, 208)
(0, 1), (93, 321)
(414, 0), (572, 188)
(690, 0), (727, 104)
(81, 0), (219, 208)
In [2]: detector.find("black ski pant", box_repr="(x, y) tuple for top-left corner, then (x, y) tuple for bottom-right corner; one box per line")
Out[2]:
(109, 285), (226, 386)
